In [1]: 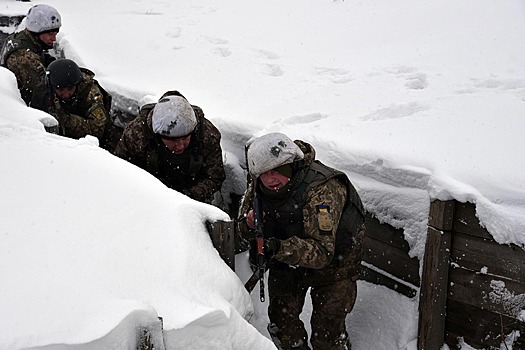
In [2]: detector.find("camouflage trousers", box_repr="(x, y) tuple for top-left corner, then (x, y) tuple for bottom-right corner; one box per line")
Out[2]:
(267, 263), (357, 350)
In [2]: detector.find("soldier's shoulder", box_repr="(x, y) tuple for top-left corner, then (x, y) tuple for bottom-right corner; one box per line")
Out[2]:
(306, 177), (347, 203)
(119, 117), (148, 150)
(201, 117), (221, 139)
(8, 47), (41, 63)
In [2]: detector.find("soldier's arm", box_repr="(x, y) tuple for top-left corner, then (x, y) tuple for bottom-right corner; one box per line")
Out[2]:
(6, 50), (46, 103)
(236, 181), (255, 241)
(61, 86), (108, 140)
(274, 178), (347, 269)
(113, 118), (148, 166)
(185, 124), (226, 202)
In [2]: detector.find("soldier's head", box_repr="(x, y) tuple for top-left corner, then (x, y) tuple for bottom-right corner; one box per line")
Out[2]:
(152, 95), (197, 155)
(26, 4), (62, 49)
(247, 132), (304, 191)
(47, 59), (82, 101)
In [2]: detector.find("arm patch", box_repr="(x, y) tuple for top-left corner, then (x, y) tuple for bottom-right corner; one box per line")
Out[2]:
(34, 62), (45, 78)
(316, 205), (333, 234)
(91, 106), (106, 120)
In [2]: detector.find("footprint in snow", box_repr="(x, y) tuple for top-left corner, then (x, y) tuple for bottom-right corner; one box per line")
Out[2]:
(360, 102), (430, 121)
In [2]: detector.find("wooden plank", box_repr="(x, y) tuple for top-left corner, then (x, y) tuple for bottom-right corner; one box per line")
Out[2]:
(445, 300), (525, 349)
(450, 232), (525, 283)
(360, 264), (418, 298)
(207, 220), (235, 270)
(417, 226), (452, 350)
(448, 267), (525, 319)
(365, 214), (411, 251)
(428, 200), (455, 231)
(453, 202), (493, 239)
(363, 236), (420, 286)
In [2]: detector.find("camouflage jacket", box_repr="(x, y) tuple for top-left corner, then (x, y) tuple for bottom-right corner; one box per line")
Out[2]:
(238, 140), (365, 276)
(114, 103), (226, 203)
(0, 29), (55, 105)
(31, 68), (111, 148)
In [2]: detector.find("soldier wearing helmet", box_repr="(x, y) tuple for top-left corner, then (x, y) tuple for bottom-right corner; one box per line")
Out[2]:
(31, 59), (116, 151)
(0, 4), (62, 105)
(237, 132), (366, 350)
(114, 91), (226, 204)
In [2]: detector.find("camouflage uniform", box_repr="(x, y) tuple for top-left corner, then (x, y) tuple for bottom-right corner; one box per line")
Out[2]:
(0, 29), (55, 105)
(114, 93), (225, 203)
(238, 140), (366, 350)
(30, 68), (114, 151)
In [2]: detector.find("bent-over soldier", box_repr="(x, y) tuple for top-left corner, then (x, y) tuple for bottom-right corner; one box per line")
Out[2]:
(114, 91), (225, 204)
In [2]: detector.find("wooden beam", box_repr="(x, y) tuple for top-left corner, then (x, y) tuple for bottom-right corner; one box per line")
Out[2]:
(363, 236), (420, 286)
(207, 220), (235, 270)
(428, 200), (455, 231)
(365, 214), (411, 250)
(417, 225), (452, 350)
(453, 202), (495, 239)
(450, 232), (525, 283)
(137, 317), (165, 350)
(360, 264), (418, 298)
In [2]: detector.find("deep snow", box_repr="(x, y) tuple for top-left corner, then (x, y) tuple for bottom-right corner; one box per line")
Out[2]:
(1, 0), (524, 349)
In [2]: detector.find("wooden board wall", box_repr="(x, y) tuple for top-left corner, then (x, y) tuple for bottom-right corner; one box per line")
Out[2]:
(445, 202), (525, 349)
(361, 214), (420, 297)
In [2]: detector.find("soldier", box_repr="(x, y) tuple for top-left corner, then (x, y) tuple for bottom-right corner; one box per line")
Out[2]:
(30, 58), (117, 151)
(114, 91), (226, 204)
(237, 132), (366, 350)
(0, 4), (62, 105)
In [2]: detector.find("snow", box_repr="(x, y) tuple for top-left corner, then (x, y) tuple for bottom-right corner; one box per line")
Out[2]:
(0, 0), (524, 349)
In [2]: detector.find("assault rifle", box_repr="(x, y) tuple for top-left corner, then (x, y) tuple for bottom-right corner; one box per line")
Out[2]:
(244, 177), (266, 302)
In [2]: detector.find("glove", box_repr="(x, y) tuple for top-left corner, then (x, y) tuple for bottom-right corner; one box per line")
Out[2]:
(264, 238), (281, 260)
(249, 237), (281, 266)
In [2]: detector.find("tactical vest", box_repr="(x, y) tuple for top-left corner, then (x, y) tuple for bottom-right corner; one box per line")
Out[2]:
(261, 160), (365, 252)
(140, 102), (206, 190)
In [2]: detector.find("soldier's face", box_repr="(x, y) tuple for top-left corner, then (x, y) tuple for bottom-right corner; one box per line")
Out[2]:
(54, 86), (76, 100)
(161, 134), (191, 154)
(260, 170), (290, 191)
(38, 31), (58, 47)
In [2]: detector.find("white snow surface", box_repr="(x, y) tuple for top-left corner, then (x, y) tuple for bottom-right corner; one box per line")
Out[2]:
(0, 0), (524, 349)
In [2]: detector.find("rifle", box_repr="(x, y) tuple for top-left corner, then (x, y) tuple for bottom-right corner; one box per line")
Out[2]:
(243, 177), (267, 302)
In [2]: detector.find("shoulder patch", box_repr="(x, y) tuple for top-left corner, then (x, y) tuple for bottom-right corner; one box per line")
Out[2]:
(316, 205), (333, 233)
(91, 106), (106, 120)
(34, 62), (45, 78)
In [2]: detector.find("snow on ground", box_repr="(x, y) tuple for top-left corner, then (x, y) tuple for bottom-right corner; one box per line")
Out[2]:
(1, 0), (524, 349)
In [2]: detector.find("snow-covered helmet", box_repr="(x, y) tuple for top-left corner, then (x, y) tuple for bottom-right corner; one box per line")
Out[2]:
(26, 4), (62, 34)
(247, 132), (304, 177)
(152, 96), (197, 138)
(47, 59), (82, 88)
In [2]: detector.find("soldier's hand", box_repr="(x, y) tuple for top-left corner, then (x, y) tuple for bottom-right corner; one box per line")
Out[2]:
(246, 210), (255, 229)
(246, 209), (266, 229)
(263, 238), (281, 260)
(53, 99), (66, 126)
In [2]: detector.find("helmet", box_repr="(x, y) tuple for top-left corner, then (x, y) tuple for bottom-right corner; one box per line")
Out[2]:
(247, 132), (304, 177)
(47, 59), (82, 88)
(152, 96), (197, 138)
(26, 4), (62, 34)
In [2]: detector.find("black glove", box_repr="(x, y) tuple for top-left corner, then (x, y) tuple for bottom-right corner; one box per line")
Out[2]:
(264, 238), (281, 260)
(249, 238), (281, 269)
